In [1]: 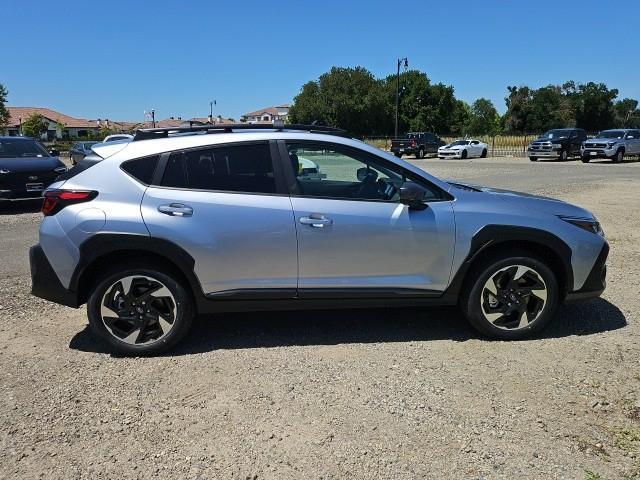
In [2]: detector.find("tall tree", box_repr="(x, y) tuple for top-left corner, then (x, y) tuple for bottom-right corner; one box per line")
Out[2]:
(21, 113), (48, 139)
(504, 86), (532, 133)
(614, 98), (640, 128)
(289, 66), (387, 136)
(0, 83), (10, 131)
(574, 82), (618, 132)
(467, 98), (501, 135)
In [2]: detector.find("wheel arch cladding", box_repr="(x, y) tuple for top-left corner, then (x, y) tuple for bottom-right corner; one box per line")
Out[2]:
(446, 225), (573, 299)
(72, 234), (203, 305)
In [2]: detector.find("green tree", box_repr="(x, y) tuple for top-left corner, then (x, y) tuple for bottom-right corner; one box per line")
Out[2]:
(289, 66), (387, 136)
(0, 83), (10, 131)
(574, 82), (618, 132)
(528, 85), (575, 131)
(614, 98), (640, 128)
(450, 100), (471, 135)
(504, 86), (533, 133)
(467, 98), (501, 135)
(21, 113), (48, 139)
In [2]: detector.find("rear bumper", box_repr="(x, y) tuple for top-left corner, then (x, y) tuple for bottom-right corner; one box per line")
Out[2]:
(30, 244), (80, 308)
(565, 242), (608, 302)
(391, 147), (416, 155)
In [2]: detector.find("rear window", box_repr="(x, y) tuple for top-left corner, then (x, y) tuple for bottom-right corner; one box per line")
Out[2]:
(0, 139), (49, 158)
(160, 143), (276, 194)
(121, 155), (159, 184)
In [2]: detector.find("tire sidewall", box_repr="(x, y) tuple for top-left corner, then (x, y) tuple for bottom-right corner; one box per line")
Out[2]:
(87, 267), (193, 355)
(463, 255), (559, 340)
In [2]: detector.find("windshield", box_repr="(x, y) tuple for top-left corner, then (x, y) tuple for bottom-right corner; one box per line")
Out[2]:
(540, 129), (571, 140)
(596, 130), (625, 139)
(448, 140), (469, 146)
(0, 139), (50, 158)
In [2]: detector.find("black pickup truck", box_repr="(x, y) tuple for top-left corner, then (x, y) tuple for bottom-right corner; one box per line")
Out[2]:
(391, 132), (445, 159)
(526, 128), (587, 161)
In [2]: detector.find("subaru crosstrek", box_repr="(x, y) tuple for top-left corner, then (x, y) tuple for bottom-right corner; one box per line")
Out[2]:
(30, 124), (608, 355)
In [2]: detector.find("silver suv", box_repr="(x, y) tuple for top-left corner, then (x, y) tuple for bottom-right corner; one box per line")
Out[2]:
(30, 124), (608, 355)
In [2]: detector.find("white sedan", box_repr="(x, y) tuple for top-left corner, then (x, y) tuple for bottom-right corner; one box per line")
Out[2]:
(438, 139), (488, 159)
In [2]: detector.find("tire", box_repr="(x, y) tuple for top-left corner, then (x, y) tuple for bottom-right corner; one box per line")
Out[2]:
(613, 148), (625, 163)
(581, 156), (591, 163)
(416, 148), (425, 159)
(394, 152), (402, 158)
(529, 157), (538, 162)
(559, 149), (568, 161)
(481, 149), (488, 158)
(460, 250), (559, 340)
(461, 149), (468, 159)
(87, 263), (194, 356)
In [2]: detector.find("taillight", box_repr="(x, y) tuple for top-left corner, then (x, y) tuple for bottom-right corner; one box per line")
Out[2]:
(41, 189), (98, 216)
(411, 140), (417, 147)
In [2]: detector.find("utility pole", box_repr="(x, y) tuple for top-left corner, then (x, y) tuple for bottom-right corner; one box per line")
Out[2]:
(209, 100), (216, 123)
(395, 57), (408, 139)
(151, 109), (155, 128)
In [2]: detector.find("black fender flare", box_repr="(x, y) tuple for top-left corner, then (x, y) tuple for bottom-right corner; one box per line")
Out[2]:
(70, 233), (204, 302)
(443, 225), (573, 300)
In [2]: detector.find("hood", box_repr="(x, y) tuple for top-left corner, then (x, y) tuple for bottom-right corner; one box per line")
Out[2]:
(585, 137), (618, 143)
(440, 144), (463, 150)
(448, 181), (594, 218)
(0, 156), (64, 172)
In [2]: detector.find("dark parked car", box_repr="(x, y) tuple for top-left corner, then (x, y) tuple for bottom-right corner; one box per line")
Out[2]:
(0, 137), (67, 202)
(391, 132), (445, 159)
(70, 141), (99, 165)
(526, 128), (587, 162)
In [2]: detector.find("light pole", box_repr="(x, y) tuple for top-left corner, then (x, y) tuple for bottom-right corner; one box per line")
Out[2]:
(151, 109), (155, 128)
(395, 57), (408, 139)
(209, 100), (216, 123)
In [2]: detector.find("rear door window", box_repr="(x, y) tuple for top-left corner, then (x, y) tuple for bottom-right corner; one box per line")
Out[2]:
(160, 142), (276, 194)
(121, 155), (159, 184)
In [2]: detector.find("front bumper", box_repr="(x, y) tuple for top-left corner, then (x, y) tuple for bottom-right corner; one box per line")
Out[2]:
(0, 189), (44, 201)
(526, 149), (560, 158)
(565, 242), (608, 302)
(30, 244), (80, 308)
(438, 150), (463, 158)
(581, 146), (616, 159)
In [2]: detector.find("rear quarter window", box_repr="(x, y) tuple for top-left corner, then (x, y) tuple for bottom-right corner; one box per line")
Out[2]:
(121, 155), (159, 185)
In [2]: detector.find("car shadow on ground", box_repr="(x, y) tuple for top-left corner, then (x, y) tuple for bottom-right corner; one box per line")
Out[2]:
(69, 298), (626, 357)
(0, 200), (42, 215)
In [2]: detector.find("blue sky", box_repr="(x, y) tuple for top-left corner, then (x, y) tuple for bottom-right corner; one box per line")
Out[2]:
(3, 0), (639, 122)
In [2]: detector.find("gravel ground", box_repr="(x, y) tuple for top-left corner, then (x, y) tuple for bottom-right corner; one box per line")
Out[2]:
(1, 157), (639, 479)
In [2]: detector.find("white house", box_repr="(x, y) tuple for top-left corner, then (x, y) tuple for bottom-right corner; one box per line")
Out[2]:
(241, 105), (290, 124)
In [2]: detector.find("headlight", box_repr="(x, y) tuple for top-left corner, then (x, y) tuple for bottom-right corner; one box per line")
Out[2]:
(559, 216), (605, 237)
(607, 142), (616, 148)
(551, 143), (562, 149)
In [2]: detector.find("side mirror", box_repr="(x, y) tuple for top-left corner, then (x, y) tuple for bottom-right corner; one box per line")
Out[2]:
(399, 182), (428, 210)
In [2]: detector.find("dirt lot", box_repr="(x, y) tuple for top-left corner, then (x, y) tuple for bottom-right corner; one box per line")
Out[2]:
(1, 157), (639, 479)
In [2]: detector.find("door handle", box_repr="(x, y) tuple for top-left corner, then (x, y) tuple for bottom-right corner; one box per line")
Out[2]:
(299, 214), (333, 228)
(158, 203), (193, 217)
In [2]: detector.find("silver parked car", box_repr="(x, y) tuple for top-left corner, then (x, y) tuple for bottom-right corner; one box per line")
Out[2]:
(30, 124), (608, 355)
(69, 141), (99, 165)
(581, 129), (640, 163)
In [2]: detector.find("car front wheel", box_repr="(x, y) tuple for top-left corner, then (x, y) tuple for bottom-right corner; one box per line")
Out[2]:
(87, 264), (194, 355)
(461, 252), (559, 340)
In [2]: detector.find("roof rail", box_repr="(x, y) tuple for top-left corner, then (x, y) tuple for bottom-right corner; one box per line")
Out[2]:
(132, 123), (348, 142)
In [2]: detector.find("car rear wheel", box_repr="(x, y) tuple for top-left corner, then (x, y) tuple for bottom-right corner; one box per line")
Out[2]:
(394, 152), (402, 158)
(416, 148), (425, 159)
(87, 265), (194, 356)
(461, 252), (559, 340)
